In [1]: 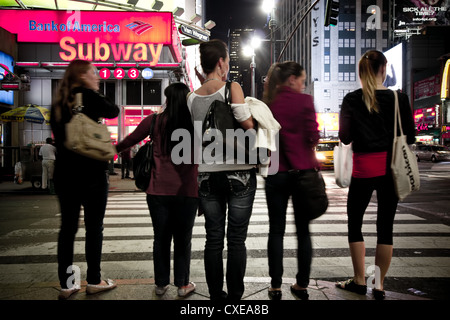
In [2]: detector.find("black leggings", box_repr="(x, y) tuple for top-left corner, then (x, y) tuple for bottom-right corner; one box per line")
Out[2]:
(347, 175), (398, 245)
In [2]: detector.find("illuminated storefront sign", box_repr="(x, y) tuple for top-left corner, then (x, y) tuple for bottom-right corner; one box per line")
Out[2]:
(316, 113), (339, 132)
(0, 51), (14, 105)
(441, 59), (450, 100)
(414, 107), (437, 132)
(0, 10), (173, 64)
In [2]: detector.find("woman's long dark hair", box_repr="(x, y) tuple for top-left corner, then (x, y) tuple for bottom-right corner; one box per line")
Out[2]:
(159, 82), (193, 154)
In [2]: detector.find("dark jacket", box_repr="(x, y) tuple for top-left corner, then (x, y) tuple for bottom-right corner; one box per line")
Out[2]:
(50, 86), (119, 171)
(269, 86), (320, 172)
(116, 113), (198, 198)
(339, 89), (415, 153)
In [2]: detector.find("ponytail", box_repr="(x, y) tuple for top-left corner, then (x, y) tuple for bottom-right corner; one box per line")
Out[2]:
(263, 61), (304, 106)
(358, 50), (387, 113)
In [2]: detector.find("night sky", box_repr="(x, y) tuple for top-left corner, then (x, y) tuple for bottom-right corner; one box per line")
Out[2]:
(205, 0), (270, 42)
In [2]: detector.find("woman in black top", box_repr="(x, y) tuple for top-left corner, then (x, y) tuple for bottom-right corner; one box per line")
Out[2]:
(336, 50), (415, 300)
(50, 59), (120, 299)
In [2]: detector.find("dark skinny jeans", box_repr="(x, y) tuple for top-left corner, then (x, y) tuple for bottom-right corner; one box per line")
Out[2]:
(265, 172), (312, 289)
(146, 195), (198, 287)
(55, 166), (109, 289)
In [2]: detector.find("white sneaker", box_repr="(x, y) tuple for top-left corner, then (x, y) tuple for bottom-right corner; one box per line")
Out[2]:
(86, 279), (117, 295)
(155, 284), (169, 295)
(178, 282), (196, 297)
(58, 284), (80, 300)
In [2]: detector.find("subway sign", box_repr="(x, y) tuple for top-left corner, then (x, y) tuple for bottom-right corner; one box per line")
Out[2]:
(0, 10), (172, 65)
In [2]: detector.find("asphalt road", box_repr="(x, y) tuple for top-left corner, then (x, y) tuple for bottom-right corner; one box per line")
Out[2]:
(0, 161), (449, 300)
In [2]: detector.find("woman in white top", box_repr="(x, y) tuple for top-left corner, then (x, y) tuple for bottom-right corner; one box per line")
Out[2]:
(187, 39), (256, 301)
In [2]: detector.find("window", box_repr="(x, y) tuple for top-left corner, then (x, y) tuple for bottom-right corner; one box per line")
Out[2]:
(324, 89), (331, 99)
(143, 81), (161, 105)
(126, 80), (141, 105)
(324, 72), (330, 82)
(324, 55), (330, 64)
(125, 80), (161, 105)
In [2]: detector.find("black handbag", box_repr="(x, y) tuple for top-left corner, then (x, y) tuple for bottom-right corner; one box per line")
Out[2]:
(133, 114), (157, 191)
(202, 81), (269, 165)
(289, 168), (328, 220)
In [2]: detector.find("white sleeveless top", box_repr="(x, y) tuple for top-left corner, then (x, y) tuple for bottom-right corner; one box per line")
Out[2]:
(187, 84), (253, 172)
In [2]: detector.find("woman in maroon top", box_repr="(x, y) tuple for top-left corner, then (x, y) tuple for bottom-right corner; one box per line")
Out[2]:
(336, 50), (415, 300)
(116, 83), (198, 297)
(263, 61), (320, 300)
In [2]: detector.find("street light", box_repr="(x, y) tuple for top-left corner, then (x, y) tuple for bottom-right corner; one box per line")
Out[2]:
(243, 37), (262, 97)
(262, 0), (276, 65)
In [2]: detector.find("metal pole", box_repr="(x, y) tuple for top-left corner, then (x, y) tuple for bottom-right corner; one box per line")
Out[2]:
(250, 54), (256, 97)
(269, 7), (276, 65)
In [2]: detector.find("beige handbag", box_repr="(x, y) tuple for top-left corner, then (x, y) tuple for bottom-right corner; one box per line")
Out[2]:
(64, 93), (116, 161)
(390, 90), (420, 200)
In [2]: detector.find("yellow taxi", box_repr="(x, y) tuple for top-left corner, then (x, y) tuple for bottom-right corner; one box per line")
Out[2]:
(315, 140), (339, 169)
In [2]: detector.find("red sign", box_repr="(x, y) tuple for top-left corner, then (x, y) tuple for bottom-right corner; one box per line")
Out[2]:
(0, 10), (172, 65)
(128, 68), (139, 79)
(114, 68), (125, 79)
(0, 10), (172, 44)
(99, 68), (111, 79)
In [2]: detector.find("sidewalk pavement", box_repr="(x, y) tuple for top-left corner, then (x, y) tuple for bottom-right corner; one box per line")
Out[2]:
(0, 170), (431, 302)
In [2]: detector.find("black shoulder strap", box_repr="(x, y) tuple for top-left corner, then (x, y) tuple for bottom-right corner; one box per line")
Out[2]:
(225, 81), (232, 105)
(149, 113), (157, 138)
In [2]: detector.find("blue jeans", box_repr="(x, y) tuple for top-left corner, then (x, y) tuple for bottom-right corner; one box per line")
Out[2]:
(146, 195), (198, 287)
(198, 169), (256, 300)
(265, 172), (312, 289)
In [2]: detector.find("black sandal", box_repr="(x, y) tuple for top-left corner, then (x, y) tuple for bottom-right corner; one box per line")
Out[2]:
(372, 288), (385, 300)
(335, 279), (367, 295)
(290, 285), (309, 300)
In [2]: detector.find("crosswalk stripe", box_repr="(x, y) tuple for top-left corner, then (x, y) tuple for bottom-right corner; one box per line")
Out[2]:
(2, 180), (450, 286)
(2, 235), (450, 257)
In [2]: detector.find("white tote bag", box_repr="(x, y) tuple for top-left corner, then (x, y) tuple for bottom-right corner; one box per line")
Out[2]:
(390, 90), (420, 201)
(334, 142), (353, 188)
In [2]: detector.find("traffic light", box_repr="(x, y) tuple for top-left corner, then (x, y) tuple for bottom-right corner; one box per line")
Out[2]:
(324, 0), (340, 27)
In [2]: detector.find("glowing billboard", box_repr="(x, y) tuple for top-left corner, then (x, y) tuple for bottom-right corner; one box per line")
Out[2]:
(383, 43), (403, 91)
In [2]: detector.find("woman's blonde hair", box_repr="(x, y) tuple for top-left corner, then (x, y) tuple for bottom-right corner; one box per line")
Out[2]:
(52, 59), (92, 122)
(358, 50), (387, 113)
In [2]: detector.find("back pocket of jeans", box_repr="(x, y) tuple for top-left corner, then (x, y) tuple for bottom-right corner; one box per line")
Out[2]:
(198, 173), (210, 197)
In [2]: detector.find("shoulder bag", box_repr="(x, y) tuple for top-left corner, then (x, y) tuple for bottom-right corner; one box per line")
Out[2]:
(289, 168), (328, 220)
(133, 114), (157, 192)
(390, 90), (420, 201)
(334, 142), (353, 188)
(202, 81), (268, 165)
(64, 93), (116, 161)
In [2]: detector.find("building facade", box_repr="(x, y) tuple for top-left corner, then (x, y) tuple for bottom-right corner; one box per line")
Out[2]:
(278, 0), (391, 139)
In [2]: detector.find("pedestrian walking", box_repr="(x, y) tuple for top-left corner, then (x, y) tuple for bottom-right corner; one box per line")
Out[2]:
(119, 147), (132, 179)
(39, 137), (56, 193)
(187, 39), (256, 301)
(116, 82), (199, 298)
(50, 59), (120, 299)
(336, 50), (415, 300)
(262, 61), (320, 300)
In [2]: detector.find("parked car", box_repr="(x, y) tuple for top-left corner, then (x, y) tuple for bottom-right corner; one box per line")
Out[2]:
(315, 140), (339, 169)
(413, 144), (450, 162)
